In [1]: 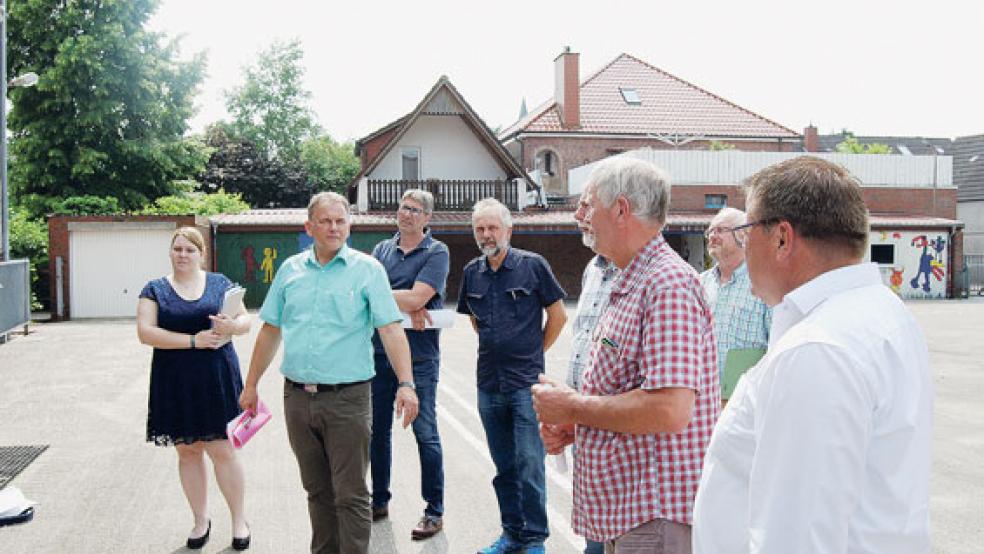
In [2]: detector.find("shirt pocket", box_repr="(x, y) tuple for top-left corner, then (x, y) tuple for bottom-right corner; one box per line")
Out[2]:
(464, 284), (491, 324)
(324, 288), (363, 327)
(505, 286), (538, 320)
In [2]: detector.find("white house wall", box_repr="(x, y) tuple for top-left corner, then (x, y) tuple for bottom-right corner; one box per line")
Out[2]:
(957, 200), (984, 255)
(867, 229), (950, 299)
(369, 115), (507, 180)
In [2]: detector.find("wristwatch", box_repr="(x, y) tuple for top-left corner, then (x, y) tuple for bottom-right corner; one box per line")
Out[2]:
(398, 381), (416, 391)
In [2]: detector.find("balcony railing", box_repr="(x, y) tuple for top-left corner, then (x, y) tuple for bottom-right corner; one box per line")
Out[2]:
(367, 179), (519, 211)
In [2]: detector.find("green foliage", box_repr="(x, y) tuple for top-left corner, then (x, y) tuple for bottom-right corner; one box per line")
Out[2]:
(199, 124), (311, 207)
(225, 39), (320, 163)
(6, 0), (207, 216)
(140, 190), (250, 216)
(708, 140), (736, 151)
(50, 195), (122, 216)
(835, 134), (893, 155)
(300, 136), (360, 195)
(9, 206), (49, 310)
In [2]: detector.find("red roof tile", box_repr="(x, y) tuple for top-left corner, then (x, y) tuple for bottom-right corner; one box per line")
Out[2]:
(501, 54), (798, 139)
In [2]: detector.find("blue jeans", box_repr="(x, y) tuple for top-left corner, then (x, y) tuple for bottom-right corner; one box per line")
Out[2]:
(477, 387), (548, 548)
(370, 357), (444, 517)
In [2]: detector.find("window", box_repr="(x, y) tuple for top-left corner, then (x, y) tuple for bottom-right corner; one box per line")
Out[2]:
(401, 147), (420, 180)
(870, 244), (895, 265)
(535, 149), (557, 176)
(619, 87), (641, 105)
(704, 194), (727, 209)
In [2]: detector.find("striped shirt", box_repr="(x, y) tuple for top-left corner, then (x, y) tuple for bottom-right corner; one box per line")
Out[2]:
(699, 262), (771, 379)
(575, 234), (720, 542)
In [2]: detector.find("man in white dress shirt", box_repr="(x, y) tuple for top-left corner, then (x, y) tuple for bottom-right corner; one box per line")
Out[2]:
(692, 156), (933, 553)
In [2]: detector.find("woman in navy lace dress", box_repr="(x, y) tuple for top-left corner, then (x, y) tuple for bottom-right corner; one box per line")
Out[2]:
(136, 227), (251, 550)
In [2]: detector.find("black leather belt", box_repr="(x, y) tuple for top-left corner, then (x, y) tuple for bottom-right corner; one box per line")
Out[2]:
(286, 377), (371, 393)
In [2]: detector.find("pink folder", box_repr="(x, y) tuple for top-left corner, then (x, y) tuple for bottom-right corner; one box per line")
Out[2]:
(226, 400), (272, 449)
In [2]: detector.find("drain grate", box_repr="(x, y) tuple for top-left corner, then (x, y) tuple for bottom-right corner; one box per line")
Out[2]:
(0, 445), (49, 489)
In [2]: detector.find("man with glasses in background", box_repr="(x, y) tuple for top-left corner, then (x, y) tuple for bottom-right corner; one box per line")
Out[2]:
(369, 190), (450, 541)
(699, 207), (771, 403)
(693, 157), (933, 553)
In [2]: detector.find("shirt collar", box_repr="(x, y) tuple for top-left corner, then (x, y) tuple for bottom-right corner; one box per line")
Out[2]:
(392, 228), (434, 253)
(304, 243), (352, 268)
(715, 261), (748, 285)
(770, 262), (883, 346)
(479, 246), (518, 273)
(612, 233), (666, 294)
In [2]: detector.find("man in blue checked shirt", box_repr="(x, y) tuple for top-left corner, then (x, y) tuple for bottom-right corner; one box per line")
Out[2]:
(699, 207), (771, 398)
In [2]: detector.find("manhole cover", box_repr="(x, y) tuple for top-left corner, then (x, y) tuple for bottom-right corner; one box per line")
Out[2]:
(0, 446), (49, 489)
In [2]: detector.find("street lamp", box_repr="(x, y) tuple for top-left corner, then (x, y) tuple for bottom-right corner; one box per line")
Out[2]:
(1, 0), (39, 262)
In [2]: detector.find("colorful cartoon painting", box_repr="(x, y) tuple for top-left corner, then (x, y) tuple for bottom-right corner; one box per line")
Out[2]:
(260, 247), (278, 283)
(910, 235), (946, 293)
(890, 267), (905, 295)
(240, 245), (258, 283)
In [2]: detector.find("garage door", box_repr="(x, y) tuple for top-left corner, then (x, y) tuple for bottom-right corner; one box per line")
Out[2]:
(70, 223), (176, 318)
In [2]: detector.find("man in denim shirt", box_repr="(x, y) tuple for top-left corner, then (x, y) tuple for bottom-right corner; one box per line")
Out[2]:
(457, 198), (567, 554)
(369, 189), (450, 541)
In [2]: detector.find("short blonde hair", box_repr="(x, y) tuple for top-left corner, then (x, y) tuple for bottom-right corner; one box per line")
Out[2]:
(171, 226), (206, 258)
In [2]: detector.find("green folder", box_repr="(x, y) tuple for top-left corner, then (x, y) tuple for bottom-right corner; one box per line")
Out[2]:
(721, 348), (767, 400)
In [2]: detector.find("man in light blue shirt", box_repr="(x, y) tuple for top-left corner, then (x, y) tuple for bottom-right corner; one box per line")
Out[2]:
(699, 207), (771, 394)
(241, 192), (419, 554)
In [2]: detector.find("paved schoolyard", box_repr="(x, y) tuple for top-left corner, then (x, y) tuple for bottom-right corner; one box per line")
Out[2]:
(0, 299), (981, 553)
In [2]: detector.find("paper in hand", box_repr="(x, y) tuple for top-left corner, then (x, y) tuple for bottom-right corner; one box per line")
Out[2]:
(220, 285), (246, 317)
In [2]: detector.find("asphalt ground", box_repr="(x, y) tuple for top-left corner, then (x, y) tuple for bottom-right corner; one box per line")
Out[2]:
(0, 298), (981, 553)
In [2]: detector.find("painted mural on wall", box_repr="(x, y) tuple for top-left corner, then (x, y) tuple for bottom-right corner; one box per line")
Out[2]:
(216, 231), (388, 307)
(868, 230), (949, 299)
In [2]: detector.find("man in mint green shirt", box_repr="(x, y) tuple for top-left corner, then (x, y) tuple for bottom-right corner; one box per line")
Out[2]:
(241, 192), (418, 554)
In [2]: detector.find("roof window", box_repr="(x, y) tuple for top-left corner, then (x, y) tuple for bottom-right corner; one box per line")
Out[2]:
(619, 88), (641, 105)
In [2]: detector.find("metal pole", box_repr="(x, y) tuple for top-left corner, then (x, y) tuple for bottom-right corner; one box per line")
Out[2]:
(0, 0), (8, 262)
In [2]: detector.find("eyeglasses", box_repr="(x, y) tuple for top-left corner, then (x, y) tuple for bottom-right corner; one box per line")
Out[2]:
(398, 204), (425, 215)
(728, 218), (779, 247)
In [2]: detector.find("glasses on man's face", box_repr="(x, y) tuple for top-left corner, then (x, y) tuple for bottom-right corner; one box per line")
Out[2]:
(728, 218), (779, 248)
(398, 204), (424, 216)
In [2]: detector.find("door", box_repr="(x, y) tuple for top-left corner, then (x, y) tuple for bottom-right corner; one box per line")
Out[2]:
(70, 225), (175, 318)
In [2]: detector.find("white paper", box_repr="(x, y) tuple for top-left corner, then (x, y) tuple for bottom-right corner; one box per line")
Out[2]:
(551, 451), (569, 474)
(400, 308), (456, 329)
(0, 486), (36, 517)
(220, 286), (246, 317)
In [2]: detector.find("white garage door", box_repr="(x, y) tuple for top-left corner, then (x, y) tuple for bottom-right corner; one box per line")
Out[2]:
(70, 223), (177, 318)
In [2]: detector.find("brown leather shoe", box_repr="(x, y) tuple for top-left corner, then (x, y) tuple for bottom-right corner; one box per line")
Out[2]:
(372, 505), (388, 522)
(410, 515), (443, 540)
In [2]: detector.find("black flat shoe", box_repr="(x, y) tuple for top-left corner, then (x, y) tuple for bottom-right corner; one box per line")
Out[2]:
(232, 528), (251, 551)
(186, 520), (211, 550)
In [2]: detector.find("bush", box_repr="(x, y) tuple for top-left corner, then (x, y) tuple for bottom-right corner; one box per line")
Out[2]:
(50, 195), (122, 215)
(140, 189), (250, 216)
(9, 206), (49, 310)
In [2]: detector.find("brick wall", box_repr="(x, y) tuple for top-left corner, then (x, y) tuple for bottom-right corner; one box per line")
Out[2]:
(47, 215), (204, 320)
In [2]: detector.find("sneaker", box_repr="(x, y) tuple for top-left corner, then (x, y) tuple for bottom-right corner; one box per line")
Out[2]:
(524, 547), (545, 554)
(478, 534), (523, 554)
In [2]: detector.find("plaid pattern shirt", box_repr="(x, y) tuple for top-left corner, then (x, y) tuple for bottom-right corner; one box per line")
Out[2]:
(699, 262), (771, 378)
(566, 256), (619, 391)
(575, 234), (720, 542)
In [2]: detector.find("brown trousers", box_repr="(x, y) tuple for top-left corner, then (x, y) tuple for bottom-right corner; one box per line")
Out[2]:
(605, 518), (692, 554)
(284, 381), (372, 554)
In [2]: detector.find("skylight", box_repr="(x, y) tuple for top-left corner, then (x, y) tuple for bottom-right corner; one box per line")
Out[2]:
(620, 88), (641, 105)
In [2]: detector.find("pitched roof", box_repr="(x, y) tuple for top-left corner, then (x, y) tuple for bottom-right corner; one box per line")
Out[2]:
(952, 134), (984, 201)
(350, 76), (532, 186)
(500, 53), (799, 140)
(816, 132), (953, 156)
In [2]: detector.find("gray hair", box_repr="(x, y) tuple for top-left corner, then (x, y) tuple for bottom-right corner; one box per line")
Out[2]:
(402, 189), (434, 214)
(308, 191), (351, 221)
(713, 207), (747, 227)
(587, 157), (670, 225)
(471, 198), (512, 228)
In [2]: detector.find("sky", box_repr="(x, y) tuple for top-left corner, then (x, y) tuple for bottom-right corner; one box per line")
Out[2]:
(148, 0), (984, 143)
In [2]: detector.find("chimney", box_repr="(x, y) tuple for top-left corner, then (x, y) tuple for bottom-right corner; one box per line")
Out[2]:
(554, 47), (580, 129)
(804, 124), (819, 152)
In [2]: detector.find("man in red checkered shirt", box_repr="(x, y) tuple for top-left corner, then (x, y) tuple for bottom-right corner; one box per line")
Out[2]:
(533, 157), (720, 553)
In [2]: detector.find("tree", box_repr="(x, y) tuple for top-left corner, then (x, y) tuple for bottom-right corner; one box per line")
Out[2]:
(708, 140), (736, 151)
(835, 134), (893, 155)
(199, 124), (311, 208)
(140, 190), (249, 216)
(225, 39), (320, 163)
(300, 136), (360, 195)
(6, 0), (208, 215)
